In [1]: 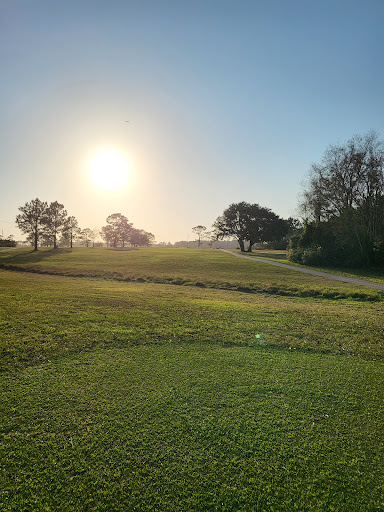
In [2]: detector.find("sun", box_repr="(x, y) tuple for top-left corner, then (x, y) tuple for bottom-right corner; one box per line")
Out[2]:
(89, 151), (129, 190)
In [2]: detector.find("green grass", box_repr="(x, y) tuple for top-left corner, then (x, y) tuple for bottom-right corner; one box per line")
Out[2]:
(1, 249), (384, 511)
(234, 248), (384, 284)
(233, 249), (291, 262)
(2, 344), (383, 511)
(1, 269), (384, 368)
(0, 247), (382, 300)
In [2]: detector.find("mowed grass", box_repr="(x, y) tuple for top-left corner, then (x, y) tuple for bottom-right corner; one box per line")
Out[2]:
(1, 249), (384, 510)
(235, 249), (384, 284)
(0, 247), (382, 300)
(2, 344), (384, 511)
(1, 270), (384, 367)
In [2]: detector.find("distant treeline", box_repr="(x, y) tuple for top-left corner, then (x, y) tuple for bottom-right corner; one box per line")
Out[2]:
(15, 199), (154, 250)
(0, 238), (16, 247)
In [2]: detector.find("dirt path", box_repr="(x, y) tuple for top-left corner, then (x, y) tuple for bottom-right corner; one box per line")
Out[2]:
(220, 249), (384, 292)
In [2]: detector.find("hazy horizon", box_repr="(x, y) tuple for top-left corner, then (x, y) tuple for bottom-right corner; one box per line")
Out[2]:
(2, 0), (384, 243)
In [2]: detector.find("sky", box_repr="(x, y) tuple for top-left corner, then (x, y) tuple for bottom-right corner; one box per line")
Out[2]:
(1, 0), (384, 243)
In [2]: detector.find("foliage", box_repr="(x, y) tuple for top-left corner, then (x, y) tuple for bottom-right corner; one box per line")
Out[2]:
(16, 198), (48, 251)
(213, 202), (289, 252)
(78, 227), (93, 247)
(0, 238), (16, 247)
(296, 131), (384, 266)
(100, 213), (132, 247)
(61, 216), (80, 248)
(130, 228), (154, 247)
(100, 213), (154, 247)
(42, 201), (67, 249)
(192, 225), (207, 247)
(16, 198), (81, 250)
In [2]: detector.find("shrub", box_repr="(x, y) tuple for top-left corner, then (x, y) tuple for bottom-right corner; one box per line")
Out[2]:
(0, 239), (16, 247)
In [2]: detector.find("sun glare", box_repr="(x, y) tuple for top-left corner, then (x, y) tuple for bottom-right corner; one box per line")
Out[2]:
(89, 151), (129, 190)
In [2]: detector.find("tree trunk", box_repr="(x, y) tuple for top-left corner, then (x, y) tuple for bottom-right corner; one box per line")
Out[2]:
(238, 239), (245, 252)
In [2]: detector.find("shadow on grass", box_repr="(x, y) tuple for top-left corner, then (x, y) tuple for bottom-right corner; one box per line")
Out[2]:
(107, 247), (138, 251)
(0, 248), (72, 265)
(0, 262), (380, 302)
(233, 250), (288, 261)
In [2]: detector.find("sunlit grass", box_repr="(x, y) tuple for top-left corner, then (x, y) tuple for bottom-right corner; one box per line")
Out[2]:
(2, 343), (384, 511)
(235, 248), (384, 284)
(1, 250), (384, 511)
(1, 270), (384, 369)
(0, 247), (381, 300)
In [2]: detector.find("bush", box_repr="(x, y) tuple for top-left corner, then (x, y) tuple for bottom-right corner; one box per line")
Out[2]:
(287, 220), (383, 268)
(0, 239), (16, 247)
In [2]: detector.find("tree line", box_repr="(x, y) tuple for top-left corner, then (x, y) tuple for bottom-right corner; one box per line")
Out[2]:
(211, 131), (384, 267)
(290, 131), (384, 266)
(14, 130), (384, 266)
(15, 198), (154, 250)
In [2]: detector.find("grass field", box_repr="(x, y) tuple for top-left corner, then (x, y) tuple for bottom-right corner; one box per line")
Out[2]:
(233, 249), (384, 284)
(1, 248), (384, 511)
(0, 247), (383, 299)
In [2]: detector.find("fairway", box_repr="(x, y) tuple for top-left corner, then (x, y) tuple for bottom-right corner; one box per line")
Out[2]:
(1, 249), (384, 511)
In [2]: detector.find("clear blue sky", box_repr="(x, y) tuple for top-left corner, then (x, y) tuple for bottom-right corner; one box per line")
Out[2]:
(1, 0), (383, 243)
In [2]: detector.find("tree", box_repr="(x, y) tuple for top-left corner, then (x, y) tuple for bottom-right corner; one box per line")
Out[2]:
(245, 204), (288, 252)
(16, 198), (48, 251)
(213, 202), (288, 252)
(79, 228), (93, 247)
(101, 213), (132, 248)
(62, 216), (80, 248)
(119, 219), (133, 248)
(129, 228), (154, 247)
(213, 202), (249, 252)
(41, 201), (67, 249)
(90, 228), (100, 248)
(100, 225), (114, 247)
(0, 236), (16, 247)
(297, 131), (384, 266)
(192, 225), (207, 247)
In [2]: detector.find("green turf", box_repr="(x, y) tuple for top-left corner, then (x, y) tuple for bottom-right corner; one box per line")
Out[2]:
(1, 270), (384, 369)
(1, 344), (383, 511)
(234, 249), (384, 284)
(0, 247), (382, 300)
(1, 249), (384, 511)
